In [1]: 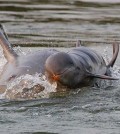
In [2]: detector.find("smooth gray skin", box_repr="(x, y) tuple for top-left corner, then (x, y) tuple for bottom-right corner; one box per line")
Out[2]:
(0, 25), (58, 86)
(45, 43), (119, 88)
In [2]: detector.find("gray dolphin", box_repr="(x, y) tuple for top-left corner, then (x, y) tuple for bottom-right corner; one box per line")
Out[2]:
(45, 41), (119, 88)
(0, 24), (58, 92)
(0, 24), (119, 91)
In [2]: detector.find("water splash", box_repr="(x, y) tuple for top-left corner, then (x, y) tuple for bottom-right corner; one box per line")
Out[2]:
(0, 49), (6, 72)
(13, 46), (32, 55)
(2, 74), (57, 100)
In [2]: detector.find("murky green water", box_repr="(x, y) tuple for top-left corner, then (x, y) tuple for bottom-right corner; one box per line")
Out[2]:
(0, 0), (120, 134)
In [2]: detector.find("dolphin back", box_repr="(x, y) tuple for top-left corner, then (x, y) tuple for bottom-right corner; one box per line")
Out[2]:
(68, 46), (107, 75)
(68, 46), (119, 80)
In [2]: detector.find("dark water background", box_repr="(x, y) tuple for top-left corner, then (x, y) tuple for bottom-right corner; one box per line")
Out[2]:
(0, 0), (120, 134)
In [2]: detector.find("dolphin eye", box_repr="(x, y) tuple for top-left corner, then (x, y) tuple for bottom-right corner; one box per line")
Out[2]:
(8, 75), (16, 81)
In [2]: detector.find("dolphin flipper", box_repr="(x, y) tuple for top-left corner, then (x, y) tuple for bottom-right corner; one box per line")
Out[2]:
(88, 73), (119, 80)
(86, 70), (119, 80)
(0, 24), (18, 62)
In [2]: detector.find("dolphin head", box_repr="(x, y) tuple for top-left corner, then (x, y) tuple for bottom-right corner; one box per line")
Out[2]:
(45, 52), (85, 88)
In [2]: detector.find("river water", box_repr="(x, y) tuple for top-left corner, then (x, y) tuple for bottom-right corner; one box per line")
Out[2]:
(0, 0), (120, 134)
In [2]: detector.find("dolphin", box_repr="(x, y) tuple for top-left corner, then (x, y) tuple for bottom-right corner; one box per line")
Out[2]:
(0, 24), (58, 92)
(0, 24), (119, 91)
(45, 41), (119, 88)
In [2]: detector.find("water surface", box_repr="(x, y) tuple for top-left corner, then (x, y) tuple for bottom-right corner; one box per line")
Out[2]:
(0, 0), (120, 134)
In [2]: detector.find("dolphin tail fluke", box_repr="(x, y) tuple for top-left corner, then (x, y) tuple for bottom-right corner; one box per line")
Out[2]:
(0, 24), (18, 62)
(107, 42), (119, 67)
(0, 24), (9, 40)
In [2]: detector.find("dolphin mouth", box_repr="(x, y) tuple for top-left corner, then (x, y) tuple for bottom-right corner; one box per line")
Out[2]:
(46, 67), (73, 82)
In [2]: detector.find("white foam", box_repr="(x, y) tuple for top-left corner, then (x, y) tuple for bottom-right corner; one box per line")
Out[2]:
(2, 73), (57, 100)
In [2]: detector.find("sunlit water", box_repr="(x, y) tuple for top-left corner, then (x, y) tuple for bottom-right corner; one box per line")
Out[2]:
(0, 0), (120, 134)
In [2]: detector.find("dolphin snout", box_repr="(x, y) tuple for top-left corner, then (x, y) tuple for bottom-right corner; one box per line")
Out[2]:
(45, 66), (77, 87)
(52, 74), (60, 81)
(45, 67), (69, 83)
